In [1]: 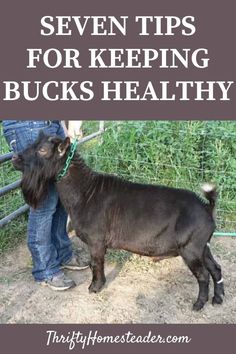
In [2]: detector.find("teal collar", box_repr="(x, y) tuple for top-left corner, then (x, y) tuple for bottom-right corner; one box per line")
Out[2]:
(56, 139), (78, 182)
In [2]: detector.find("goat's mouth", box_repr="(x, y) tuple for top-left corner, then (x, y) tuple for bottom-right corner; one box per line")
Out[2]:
(12, 154), (24, 171)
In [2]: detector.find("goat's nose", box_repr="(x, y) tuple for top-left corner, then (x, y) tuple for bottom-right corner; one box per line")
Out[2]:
(12, 153), (19, 161)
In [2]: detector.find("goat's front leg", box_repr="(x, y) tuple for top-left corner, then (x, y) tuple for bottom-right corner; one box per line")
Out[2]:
(88, 245), (106, 293)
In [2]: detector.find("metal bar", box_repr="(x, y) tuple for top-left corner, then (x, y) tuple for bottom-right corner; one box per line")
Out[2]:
(99, 121), (105, 132)
(0, 180), (21, 197)
(0, 204), (29, 228)
(0, 152), (12, 164)
(77, 129), (104, 145)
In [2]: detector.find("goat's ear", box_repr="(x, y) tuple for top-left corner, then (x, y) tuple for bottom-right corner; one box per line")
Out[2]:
(58, 137), (71, 157)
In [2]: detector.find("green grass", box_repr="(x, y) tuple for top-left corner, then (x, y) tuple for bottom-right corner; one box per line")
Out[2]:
(0, 215), (28, 254)
(82, 121), (236, 233)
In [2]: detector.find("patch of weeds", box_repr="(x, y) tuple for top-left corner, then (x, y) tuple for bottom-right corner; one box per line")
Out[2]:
(106, 249), (132, 265)
(0, 215), (27, 254)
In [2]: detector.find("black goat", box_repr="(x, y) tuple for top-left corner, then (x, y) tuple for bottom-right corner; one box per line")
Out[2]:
(13, 132), (224, 311)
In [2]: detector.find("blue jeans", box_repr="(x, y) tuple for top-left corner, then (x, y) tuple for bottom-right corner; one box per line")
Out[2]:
(2, 120), (72, 281)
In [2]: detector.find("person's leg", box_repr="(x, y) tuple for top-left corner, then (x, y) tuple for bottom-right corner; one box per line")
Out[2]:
(47, 123), (89, 269)
(27, 183), (63, 280)
(42, 123), (73, 264)
(51, 198), (73, 265)
(2, 121), (74, 285)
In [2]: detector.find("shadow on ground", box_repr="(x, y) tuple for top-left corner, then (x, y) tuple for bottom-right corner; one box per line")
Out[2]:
(0, 236), (235, 324)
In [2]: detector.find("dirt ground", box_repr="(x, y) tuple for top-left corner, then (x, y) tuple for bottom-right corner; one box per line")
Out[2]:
(0, 235), (235, 324)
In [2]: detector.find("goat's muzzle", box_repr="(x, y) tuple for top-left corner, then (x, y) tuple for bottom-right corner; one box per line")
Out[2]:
(12, 153), (24, 171)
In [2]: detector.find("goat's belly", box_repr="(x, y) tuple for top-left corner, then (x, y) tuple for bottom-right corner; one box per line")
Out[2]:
(107, 228), (178, 257)
(111, 241), (178, 258)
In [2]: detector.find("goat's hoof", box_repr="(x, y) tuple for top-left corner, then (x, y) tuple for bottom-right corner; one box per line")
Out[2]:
(212, 295), (224, 306)
(217, 283), (225, 296)
(193, 300), (205, 311)
(88, 281), (105, 293)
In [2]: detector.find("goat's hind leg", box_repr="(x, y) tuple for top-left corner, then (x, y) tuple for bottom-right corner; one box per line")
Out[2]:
(88, 244), (106, 293)
(203, 244), (224, 305)
(180, 247), (210, 311)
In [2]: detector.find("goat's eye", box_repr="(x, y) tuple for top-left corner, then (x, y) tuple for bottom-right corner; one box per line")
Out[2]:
(39, 148), (46, 153)
(38, 147), (48, 156)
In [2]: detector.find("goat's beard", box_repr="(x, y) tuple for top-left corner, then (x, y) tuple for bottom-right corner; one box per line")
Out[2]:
(21, 169), (51, 209)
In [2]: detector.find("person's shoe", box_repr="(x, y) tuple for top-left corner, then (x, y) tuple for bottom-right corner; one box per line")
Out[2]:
(40, 272), (76, 291)
(61, 254), (90, 271)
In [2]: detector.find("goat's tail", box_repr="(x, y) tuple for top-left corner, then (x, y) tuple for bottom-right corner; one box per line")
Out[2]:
(201, 183), (217, 218)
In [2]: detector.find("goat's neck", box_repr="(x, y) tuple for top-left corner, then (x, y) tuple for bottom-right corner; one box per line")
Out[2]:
(56, 153), (96, 212)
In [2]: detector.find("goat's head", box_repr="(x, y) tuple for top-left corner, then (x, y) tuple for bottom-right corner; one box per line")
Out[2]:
(12, 131), (71, 208)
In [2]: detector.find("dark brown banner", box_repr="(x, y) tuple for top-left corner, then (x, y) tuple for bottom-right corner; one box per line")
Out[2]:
(0, 0), (236, 119)
(0, 324), (235, 354)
